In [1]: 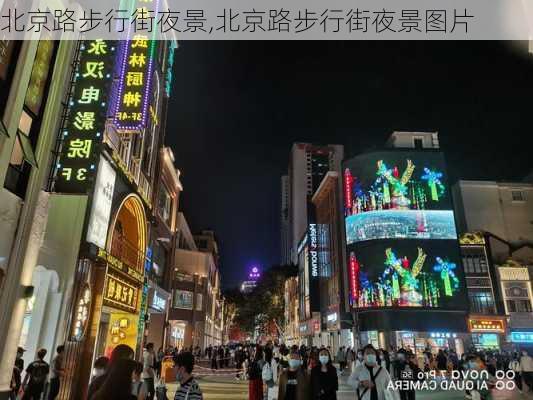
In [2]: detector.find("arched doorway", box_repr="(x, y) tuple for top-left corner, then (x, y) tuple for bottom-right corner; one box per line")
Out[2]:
(93, 194), (147, 359)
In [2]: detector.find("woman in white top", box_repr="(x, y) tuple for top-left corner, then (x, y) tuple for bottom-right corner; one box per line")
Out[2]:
(349, 344), (396, 400)
(262, 347), (279, 400)
(132, 361), (148, 400)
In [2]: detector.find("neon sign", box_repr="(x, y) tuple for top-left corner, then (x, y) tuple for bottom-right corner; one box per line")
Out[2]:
(113, 0), (160, 131)
(103, 273), (140, 313)
(469, 319), (505, 333)
(349, 252), (359, 303)
(309, 223), (318, 277)
(55, 40), (115, 193)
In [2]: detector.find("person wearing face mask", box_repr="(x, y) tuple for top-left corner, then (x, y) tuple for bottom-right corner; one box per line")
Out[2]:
(355, 350), (365, 369)
(465, 355), (495, 400)
(349, 345), (395, 400)
(392, 350), (420, 400)
(520, 350), (533, 391)
(173, 352), (203, 400)
(277, 352), (310, 400)
(310, 349), (338, 400)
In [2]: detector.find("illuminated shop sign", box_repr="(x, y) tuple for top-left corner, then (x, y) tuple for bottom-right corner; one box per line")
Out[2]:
(86, 157), (116, 249)
(469, 319), (505, 333)
(309, 223), (318, 277)
(510, 332), (533, 343)
(349, 252), (359, 303)
(72, 285), (91, 341)
(164, 41), (176, 97)
(97, 247), (144, 283)
(24, 39), (55, 116)
(103, 273), (140, 313)
(327, 312), (338, 323)
(113, 0), (160, 131)
(499, 267), (529, 281)
(430, 332), (457, 339)
(55, 40), (115, 193)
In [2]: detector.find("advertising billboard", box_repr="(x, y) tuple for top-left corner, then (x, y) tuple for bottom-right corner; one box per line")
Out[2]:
(344, 151), (457, 244)
(348, 239), (467, 310)
(343, 150), (468, 327)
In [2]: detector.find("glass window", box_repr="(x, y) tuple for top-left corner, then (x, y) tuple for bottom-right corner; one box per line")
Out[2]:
(196, 294), (203, 311)
(158, 184), (172, 226)
(468, 290), (495, 314)
(173, 290), (193, 309)
(512, 191), (524, 202)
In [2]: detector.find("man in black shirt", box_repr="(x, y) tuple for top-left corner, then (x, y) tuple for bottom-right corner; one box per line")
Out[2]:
(22, 349), (49, 400)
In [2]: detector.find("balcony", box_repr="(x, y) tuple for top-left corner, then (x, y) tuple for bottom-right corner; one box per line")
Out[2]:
(104, 122), (152, 207)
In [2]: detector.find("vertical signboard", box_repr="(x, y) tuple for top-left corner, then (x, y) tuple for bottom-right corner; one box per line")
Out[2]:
(55, 40), (115, 193)
(307, 202), (320, 312)
(86, 157), (116, 249)
(113, 0), (160, 131)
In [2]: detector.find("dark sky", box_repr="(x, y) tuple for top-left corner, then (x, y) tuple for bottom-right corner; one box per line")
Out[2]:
(166, 41), (533, 288)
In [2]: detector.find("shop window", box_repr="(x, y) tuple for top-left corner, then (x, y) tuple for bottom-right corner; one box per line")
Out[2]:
(512, 191), (524, 202)
(507, 299), (532, 313)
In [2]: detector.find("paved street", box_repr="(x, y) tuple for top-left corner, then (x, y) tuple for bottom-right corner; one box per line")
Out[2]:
(166, 370), (532, 400)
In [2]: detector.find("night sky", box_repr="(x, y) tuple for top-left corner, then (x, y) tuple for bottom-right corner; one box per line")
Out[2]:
(166, 41), (533, 288)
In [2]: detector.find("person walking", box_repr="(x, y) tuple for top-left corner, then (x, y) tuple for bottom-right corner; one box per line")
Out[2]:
(349, 344), (394, 400)
(336, 347), (346, 373)
(142, 343), (156, 400)
(155, 348), (164, 379)
(509, 353), (523, 394)
(21, 349), (50, 400)
(520, 350), (533, 391)
(132, 361), (148, 400)
(211, 346), (218, 370)
(262, 347), (279, 400)
(48, 345), (65, 400)
(173, 352), (203, 400)
(436, 349), (448, 372)
(346, 347), (355, 373)
(10, 347), (26, 400)
(91, 359), (139, 400)
(392, 349), (420, 400)
(310, 349), (338, 400)
(248, 346), (265, 400)
(88, 344), (135, 399)
(277, 352), (310, 400)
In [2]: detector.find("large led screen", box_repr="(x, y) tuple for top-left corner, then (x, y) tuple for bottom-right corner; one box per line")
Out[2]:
(344, 151), (458, 243)
(347, 240), (467, 310)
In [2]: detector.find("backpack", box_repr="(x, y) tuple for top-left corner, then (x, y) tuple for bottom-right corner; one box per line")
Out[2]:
(30, 361), (49, 385)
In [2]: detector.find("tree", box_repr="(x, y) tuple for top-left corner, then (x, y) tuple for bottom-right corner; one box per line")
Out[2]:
(223, 264), (297, 337)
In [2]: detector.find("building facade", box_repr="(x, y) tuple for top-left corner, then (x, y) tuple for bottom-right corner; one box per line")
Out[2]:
(311, 171), (352, 352)
(281, 175), (290, 265)
(344, 132), (469, 355)
(0, 39), (80, 399)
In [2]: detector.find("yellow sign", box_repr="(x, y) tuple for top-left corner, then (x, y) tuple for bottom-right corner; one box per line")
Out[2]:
(103, 273), (140, 313)
(104, 312), (139, 358)
(499, 267), (529, 281)
(469, 318), (505, 333)
(98, 247), (144, 283)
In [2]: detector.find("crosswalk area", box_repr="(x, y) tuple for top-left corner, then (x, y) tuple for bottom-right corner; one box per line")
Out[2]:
(167, 375), (249, 400)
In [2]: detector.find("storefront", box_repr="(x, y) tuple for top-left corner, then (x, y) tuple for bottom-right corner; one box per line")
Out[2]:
(468, 316), (506, 351)
(145, 284), (170, 351)
(91, 193), (147, 360)
(391, 331), (465, 356)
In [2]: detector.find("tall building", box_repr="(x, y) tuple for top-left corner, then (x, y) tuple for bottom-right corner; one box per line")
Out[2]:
(343, 131), (469, 353)
(280, 175), (290, 265)
(287, 143), (343, 346)
(288, 143), (344, 265)
(0, 39), (80, 399)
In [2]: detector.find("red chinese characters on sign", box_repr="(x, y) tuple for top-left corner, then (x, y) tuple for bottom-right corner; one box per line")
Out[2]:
(344, 168), (353, 214)
(350, 252), (360, 303)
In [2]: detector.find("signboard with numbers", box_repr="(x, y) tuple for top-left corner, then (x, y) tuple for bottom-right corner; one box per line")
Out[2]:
(55, 40), (116, 193)
(113, 0), (160, 131)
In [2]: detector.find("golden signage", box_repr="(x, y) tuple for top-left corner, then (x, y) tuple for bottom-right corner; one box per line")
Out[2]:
(499, 267), (529, 281)
(459, 232), (485, 246)
(97, 247), (143, 283)
(103, 273), (140, 313)
(469, 319), (505, 333)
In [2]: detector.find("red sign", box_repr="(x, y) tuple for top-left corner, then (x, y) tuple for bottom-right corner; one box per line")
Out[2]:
(344, 168), (353, 213)
(350, 252), (359, 303)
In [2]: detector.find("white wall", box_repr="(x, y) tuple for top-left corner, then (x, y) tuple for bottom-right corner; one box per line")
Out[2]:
(454, 181), (533, 243)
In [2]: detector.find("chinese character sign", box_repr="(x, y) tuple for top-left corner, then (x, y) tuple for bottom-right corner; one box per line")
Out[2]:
(55, 40), (116, 193)
(103, 273), (140, 313)
(113, 0), (159, 131)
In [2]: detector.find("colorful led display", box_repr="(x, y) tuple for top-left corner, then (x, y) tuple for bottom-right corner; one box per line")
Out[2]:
(348, 240), (467, 310)
(113, 0), (160, 131)
(55, 40), (116, 193)
(344, 152), (451, 217)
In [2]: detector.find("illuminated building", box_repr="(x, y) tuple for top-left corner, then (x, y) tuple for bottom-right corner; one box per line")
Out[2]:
(240, 280), (258, 294)
(343, 132), (469, 354)
(0, 16), (179, 397)
(286, 143), (343, 346)
(169, 219), (223, 349)
(311, 171), (353, 352)
(0, 38), (81, 398)
(283, 276), (300, 345)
